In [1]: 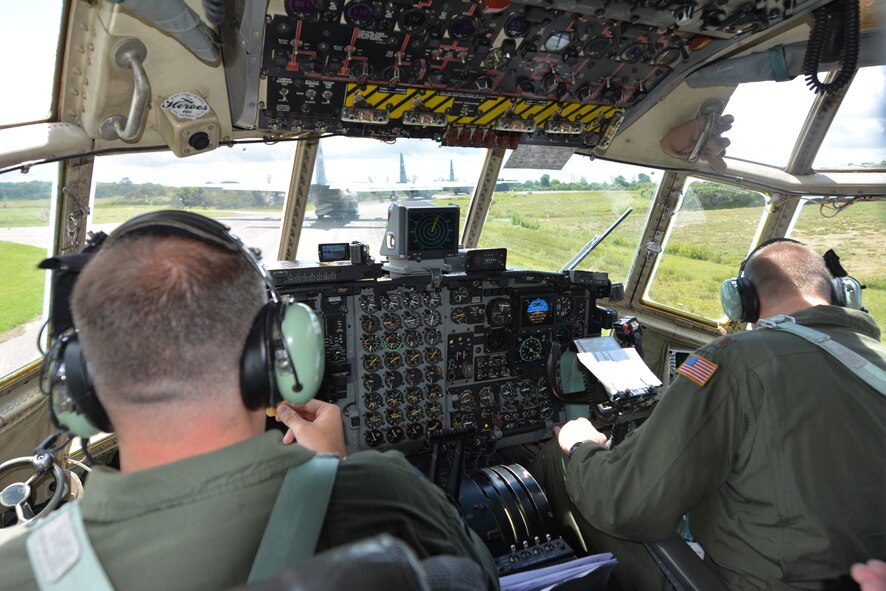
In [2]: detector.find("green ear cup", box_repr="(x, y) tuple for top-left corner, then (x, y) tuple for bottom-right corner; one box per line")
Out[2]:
(275, 302), (325, 405)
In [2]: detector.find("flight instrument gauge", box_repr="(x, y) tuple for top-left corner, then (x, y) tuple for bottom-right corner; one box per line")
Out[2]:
(404, 349), (423, 367)
(406, 423), (424, 440)
(423, 290), (442, 308)
(360, 295), (379, 314)
(487, 299), (514, 327)
(384, 352), (403, 370)
(425, 366), (443, 383)
(382, 294), (401, 311)
(424, 328), (442, 346)
(384, 371), (403, 389)
(386, 426), (405, 444)
(386, 408), (404, 425)
(383, 332), (403, 351)
(362, 354), (381, 372)
(363, 373), (382, 392)
(403, 311), (421, 330)
(426, 384), (442, 401)
(404, 330), (422, 348)
(362, 334), (382, 352)
(404, 368), (423, 386)
(365, 411), (383, 429)
(427, 419), (442, 432)
(426, 401), (443, 418)
(365, 429), (383, 447)
(450, 287), (470, 305)
(451, 307), (468, 324)
(519, 336), (543, 362)
(423, 310), (442, 327)
(285, 0), (318, 19)
(363, 392), (382, 411)
(361, 315), (381, 333)
(425, 347), (442, 364)
(402, 292), (422, 310)
(343, 0), (375, 26)
(406, 405), (424, 422)
(382, 313), (401, 331)
(385, 389), (404, 407)
(405, 387), (423, 404)
(478, 387), (495, 407)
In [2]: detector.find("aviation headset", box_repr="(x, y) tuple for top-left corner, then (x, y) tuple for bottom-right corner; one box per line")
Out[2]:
(720, 237), (863, 323)
(42, 210), (325, 438)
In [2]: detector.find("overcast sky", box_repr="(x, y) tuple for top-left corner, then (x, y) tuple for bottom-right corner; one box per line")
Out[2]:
(1, 2), (884, 188)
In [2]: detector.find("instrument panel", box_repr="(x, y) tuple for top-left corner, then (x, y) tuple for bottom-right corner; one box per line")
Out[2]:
(272, 264), (614, 453)
(225, 0), (812, 147)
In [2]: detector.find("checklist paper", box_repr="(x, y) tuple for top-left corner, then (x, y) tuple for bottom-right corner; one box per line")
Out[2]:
(574, 336), (661, 396)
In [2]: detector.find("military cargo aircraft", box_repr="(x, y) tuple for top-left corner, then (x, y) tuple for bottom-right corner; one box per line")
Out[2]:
(0, 0), (883, 588)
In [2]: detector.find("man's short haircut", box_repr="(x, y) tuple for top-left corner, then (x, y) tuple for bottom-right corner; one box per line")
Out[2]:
(71, 233), (267, 408)
(744, 240), (833, 304)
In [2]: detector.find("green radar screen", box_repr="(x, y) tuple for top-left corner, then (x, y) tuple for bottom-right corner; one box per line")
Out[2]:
(407, 210), (458, 253)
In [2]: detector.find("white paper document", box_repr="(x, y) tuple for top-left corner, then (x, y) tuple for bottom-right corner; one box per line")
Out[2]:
(499, 553), (618, 591)
(575, 336), (662, 395)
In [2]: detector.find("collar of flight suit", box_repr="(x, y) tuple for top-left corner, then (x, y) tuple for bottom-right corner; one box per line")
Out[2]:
(784, 304), (881, 341)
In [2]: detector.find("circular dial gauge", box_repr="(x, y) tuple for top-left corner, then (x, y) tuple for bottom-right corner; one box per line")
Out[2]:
(406, 423), (424, 440)
(365, 411), (383, 428)
(363, 392), (382, 411)
(362, 354), (381, 372)
(451, 307), (468, 324)
(402, 311), (421, 330)
(459, 390), (474, 411)
(344, 0), (375, 27)
(425, 347), (442, 364)
(519, 336), (543, 362)
(556, 295), (573, 318)
(362, 373), (382, 392)
(386, 426), (405, 444)
(404, 367), (423, 386)
(360, 295), (379, 314)
(382, 313), (401, 331)
(402, 292), (422, 310)
(585, 37), (612, 58)
(423, 291), (442, 308)
(450, 287), (470, 305)
(426, 401), (443, 418)
(364, 429), (383, 447)
(544, 31), (572, 52)
(405, 387), (423, 405)
(555, 326), (572, 344)
(424, 328), (442, 346)
(404, 349), (423, 367)
(426, 384), (442, 401)
(406, 404), (424, 422)
(536, 377), (550, 398)
(285, 0), (317, 19)
(398, 8), (428, 33)
(540, 400), (554, 419)
(448, 15), (478, 40)
(520, 379), (534, 398)
(383, 332), (403, 351)
(486, 299), (514, 327)
(384, 352), (403, 370)
(426, 419), (443, 432)
(384, 371), (403, 389)
(362, 334), (381, 352)
(386, 408), (404, 425)
(404, 330), (422, 348)
(425, 366), (443, 383)
(479, 387), (495, 407)
(381, 294), (401, 312)
(500, 383), (516, 401)
(361, 315), (381, 333)
(385, 389), (404, 407)
(423, 309), (442, 327)
(504, 14), (532, 37)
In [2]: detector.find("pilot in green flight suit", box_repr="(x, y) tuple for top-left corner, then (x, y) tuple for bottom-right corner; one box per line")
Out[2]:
(533, 240), (886, 590)
(0, 218), (498, 591)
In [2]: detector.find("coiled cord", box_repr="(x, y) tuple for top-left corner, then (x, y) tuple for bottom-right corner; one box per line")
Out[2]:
(803, 0), (860, 95)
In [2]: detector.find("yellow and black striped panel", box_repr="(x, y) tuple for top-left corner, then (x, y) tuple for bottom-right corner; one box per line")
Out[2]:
(345, 84), (623, 132)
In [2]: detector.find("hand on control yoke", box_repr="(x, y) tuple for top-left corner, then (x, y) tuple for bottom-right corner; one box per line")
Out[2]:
(276, 399), (348, 458)
(554, 417), (608, 456)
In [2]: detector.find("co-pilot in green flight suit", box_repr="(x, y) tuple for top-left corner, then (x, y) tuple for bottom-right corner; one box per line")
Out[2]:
(0, 431), (498, 591)
(531, 305), (886, 590)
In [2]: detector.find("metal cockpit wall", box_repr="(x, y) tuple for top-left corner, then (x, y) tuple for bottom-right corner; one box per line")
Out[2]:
(223, 0), (829, 150)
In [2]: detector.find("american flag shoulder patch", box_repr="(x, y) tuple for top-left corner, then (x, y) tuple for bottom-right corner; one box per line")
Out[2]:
(676, 354), (718, 387)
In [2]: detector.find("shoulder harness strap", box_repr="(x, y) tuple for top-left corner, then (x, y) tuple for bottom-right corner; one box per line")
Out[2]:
(26, 501), (115, 591)
(758, 315), (886, 395)
(247, 453), (340, 584)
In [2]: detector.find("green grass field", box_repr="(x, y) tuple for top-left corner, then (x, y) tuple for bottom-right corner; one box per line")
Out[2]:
(1, 194), (883, 343)
(0, 241), (46, 334)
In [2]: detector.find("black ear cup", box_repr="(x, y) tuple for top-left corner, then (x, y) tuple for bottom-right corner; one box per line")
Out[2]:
(241, 302), (278, 410)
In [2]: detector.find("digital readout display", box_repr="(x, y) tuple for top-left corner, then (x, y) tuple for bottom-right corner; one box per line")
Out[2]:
(522, 296), (553, 326)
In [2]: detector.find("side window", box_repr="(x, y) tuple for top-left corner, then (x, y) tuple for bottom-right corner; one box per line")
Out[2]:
(789, 199), (885, 341)
(643, 177), (767, 320)
(0, 164), (57, 379)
